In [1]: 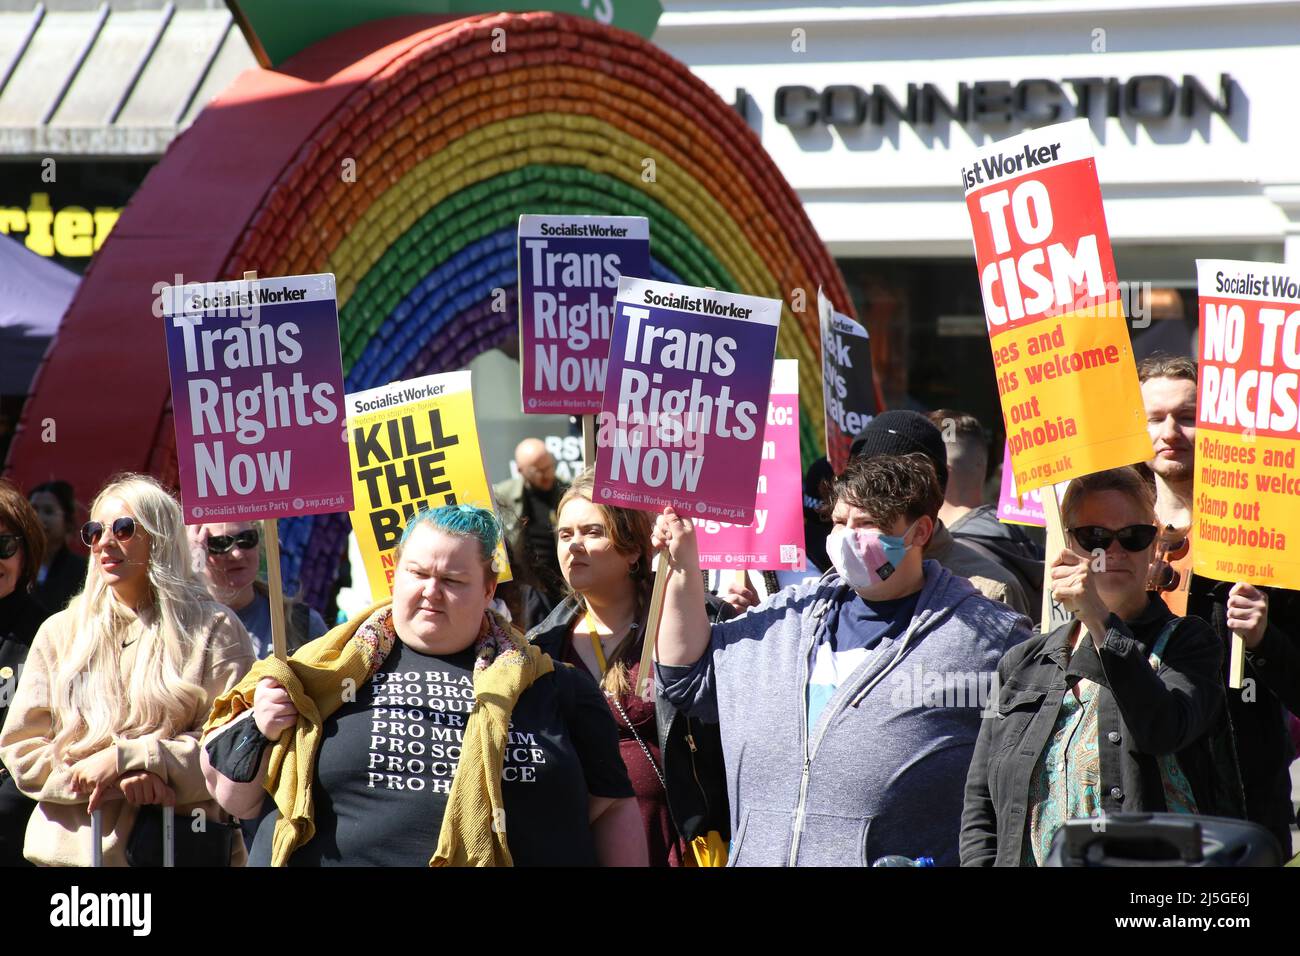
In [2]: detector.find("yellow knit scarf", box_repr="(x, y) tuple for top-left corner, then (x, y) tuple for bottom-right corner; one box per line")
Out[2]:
(203, 601), (553, 867)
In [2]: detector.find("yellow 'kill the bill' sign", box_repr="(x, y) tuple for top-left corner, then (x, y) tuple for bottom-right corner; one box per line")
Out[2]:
(345, 371), (509, 599)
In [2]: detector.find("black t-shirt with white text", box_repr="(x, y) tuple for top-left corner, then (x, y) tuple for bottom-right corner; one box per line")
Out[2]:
(248, 638), (633, 866)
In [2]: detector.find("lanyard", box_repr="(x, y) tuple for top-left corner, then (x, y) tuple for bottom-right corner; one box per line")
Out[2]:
(585, 610), (608, 676)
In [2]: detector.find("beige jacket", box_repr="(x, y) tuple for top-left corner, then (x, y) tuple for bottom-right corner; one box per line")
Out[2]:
(0, 602), (254, 866)
(925, 522), (1034, 619)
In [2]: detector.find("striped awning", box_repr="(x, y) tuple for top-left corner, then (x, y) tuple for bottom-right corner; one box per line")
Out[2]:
(0, 2), (257, 158)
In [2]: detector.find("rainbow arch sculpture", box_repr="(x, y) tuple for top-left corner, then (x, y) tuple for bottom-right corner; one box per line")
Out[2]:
(9, 11), (857, 606)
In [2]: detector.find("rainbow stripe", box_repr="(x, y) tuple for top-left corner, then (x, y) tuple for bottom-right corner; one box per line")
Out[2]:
(17, 11), (856, 606)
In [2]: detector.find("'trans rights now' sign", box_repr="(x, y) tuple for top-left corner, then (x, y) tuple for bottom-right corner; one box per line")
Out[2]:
(592, 277), (781, 523)
(161, 273), (353, 522)
(518, 214), (650, 415)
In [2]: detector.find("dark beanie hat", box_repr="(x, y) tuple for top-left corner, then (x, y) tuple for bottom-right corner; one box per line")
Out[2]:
(849, 410), (949, 492)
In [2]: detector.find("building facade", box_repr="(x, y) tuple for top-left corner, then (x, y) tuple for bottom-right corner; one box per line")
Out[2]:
(655, 0), (1300, 439)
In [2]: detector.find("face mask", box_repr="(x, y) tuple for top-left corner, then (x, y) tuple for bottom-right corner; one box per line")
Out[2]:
(827, 523), (916, 591)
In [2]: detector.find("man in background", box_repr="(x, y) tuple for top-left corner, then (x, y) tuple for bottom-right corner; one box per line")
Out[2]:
(850, 411), (1034, 620)
(494, 437), (569, 616)
(1140, 353), (1300, 853)
(927, 409), (1044, 621)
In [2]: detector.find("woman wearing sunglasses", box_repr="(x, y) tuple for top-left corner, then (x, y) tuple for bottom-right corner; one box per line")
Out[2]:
(0, 480), (50, 866)
(187, 522), (329, 660)
(0, 473), (255, 866)
(961, 466), (1243, 866)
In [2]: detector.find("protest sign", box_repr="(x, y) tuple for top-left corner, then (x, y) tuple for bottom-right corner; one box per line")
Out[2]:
(996, 443), (1046, 527)
(345, 371), (509, 598)
(518, 215), (651, 415)
(161, 273), (352, 523)
(962, 118), (1150, 495)
(696, 359), (806, 571)
(592, 276), (781, 522)
(819, 288), (878, 474)
(1193, 259), (1300, 592)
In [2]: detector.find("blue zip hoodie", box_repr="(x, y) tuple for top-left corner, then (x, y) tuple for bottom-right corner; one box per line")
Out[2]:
(657, 560), (1032, 866)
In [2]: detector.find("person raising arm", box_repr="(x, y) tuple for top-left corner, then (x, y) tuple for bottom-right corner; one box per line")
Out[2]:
(648, 507), (712, 667)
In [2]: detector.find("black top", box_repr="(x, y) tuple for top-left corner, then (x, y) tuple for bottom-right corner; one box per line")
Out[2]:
(0, 588), (49, 867)
(247, 637), (633, 866)
(0, 589), (48, 727)
(528, 594), (738, 845)
(32, 546), (86, 615)
(961, 596), (1240, 866)
(519, 483), (566, 603)
(1187, 573), (1300, 850)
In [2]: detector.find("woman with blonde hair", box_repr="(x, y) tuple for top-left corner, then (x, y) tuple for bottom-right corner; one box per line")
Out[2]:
(0, 473), (255, 866)
(527, 467), (734, 866)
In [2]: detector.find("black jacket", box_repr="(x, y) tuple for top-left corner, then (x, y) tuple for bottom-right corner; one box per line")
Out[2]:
(949, 505), (1045, 626)
(31, 546), (86, 615)
(961, 596), (1244, 866)
(527, 594), (735, 844)
(1187, 573), (1300, 850)
(0, 589), (50, 867)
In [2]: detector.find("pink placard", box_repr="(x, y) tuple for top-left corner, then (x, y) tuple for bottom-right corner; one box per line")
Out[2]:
(697, 361), (806, 571)
(996, 442), (1046, 527)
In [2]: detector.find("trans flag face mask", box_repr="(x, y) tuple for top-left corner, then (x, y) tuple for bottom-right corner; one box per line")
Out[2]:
(826, 522), (917, 590)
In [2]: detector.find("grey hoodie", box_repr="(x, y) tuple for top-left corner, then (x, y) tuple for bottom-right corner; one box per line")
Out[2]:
(657, 560), (1032, 866)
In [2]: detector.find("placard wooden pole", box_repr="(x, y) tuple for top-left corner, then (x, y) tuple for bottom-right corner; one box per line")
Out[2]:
(635, 557), (672, 699)
(244, 269), (289, 662)
(262, 518), (288, 661)
(1228, 627), (1246, 689)
(1040, 482), (1067, 635)
(582, 413), (596, 470)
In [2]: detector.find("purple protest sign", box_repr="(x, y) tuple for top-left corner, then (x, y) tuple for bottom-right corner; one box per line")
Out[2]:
(592, 276), (781, 522)
(161, 273), (352, 523)
(518, 215), (650, 415)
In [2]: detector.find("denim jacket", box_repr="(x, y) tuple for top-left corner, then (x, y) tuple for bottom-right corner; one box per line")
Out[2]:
(961, 595), (1244, 866)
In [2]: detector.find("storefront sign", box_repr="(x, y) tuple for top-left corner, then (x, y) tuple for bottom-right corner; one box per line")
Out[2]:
(777, 74), (1233, 131)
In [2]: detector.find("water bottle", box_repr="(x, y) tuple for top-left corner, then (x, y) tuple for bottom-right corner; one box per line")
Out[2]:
(871, 855), (935, 867)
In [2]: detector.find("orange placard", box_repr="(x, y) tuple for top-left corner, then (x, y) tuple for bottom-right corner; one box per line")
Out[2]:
(1193, 259), (1300, 590)
(962, 119), (1151, 494)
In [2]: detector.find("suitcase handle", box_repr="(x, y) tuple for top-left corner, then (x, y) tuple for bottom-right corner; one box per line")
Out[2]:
(1062, 813), (1204, 866)
(90, 806), (175, 867)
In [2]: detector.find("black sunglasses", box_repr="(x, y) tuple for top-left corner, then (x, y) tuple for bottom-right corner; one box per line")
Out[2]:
(0, 534), (22, 560)
(81, 516), (137, 548)
(1070, 524), (1158, 553)
(206, 529), (260, 555)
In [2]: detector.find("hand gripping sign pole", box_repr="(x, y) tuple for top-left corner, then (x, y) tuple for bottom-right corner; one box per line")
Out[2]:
(243, 270), (289, 662)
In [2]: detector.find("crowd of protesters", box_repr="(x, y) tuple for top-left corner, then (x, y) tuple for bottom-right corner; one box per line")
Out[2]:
(0, 352), (1297, 867)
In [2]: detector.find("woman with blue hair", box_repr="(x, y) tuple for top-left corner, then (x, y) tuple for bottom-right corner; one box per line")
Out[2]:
(200, 503), (646, 866)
